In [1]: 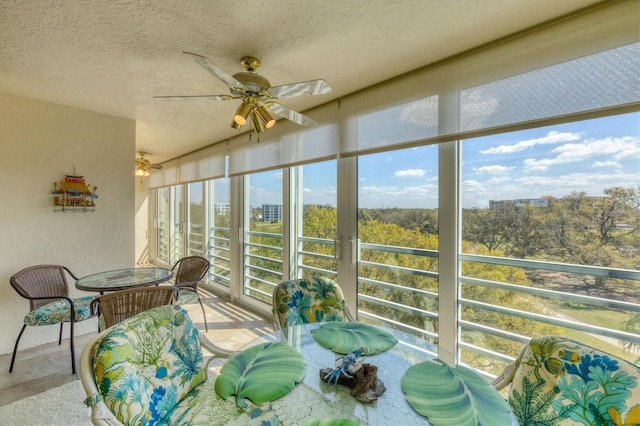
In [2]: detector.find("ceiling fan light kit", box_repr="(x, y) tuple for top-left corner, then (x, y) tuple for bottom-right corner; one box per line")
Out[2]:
(135, 152), (162, 178)
(255, 105), (276, 128)
(155, 52), (332, 134)
(251, 113), (265, 133)
(233, 101), (252, 126)
(135, 167), (150, 177)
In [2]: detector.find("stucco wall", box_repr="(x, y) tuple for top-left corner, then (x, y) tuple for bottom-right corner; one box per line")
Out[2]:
(0, 93), (136, 355)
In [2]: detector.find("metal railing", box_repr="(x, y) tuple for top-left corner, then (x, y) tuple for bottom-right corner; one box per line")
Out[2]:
(205, 226), (640, 374)
(243, 230), (284, 302)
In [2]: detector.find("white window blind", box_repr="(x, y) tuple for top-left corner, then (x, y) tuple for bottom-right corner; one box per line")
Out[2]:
(175, 142), (227, 184)
(156, 1), (639, 176)
(339, 1), (640, 157)
(227, 101), (338, 176)
(148, 142), (227, 188)
(148, 158), (179, 188)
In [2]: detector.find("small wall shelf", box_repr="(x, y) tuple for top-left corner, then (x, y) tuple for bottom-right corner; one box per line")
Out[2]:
(52, 174), (98, 212)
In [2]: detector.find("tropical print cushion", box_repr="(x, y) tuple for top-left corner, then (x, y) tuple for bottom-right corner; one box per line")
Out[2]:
(507, 336), (640, 426)
(24, 295), (94, 326)
(168, 375), (280, 425)
(92, 305), (205, 425)
(273, 277), (347, 329)
(176, 288), (199, 304)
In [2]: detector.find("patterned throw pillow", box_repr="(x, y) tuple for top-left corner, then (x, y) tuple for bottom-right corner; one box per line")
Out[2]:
(273, 277), (346, 329)
(92, 305), (205, 425)
(507, 336), (640, 426)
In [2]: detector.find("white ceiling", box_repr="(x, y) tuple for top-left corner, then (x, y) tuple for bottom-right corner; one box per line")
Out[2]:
(1, 0), (602, 164)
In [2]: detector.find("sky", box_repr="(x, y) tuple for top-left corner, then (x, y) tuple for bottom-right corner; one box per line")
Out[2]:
(460, 112), (640, 209)
(248, 111), (639, 209)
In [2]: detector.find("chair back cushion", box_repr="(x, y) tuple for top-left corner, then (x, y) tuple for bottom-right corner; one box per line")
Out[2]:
(507, 336), (640, 426)
(273, 277), (347, 329)
(92, 305), (205, 425)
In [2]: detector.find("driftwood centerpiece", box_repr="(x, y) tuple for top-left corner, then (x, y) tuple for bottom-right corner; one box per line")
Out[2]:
(320, 364), (386, 403)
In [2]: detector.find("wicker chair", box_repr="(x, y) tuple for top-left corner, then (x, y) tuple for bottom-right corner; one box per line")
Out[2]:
(272, 276), (355, 341)
(9, 265), (95, 375)
(80, 305), (234, 426)
(171, 256), (210, 331)
(90, 286), (176, 331)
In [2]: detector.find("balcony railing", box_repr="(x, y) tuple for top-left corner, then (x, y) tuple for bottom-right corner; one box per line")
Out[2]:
(202, 227), (640, 376)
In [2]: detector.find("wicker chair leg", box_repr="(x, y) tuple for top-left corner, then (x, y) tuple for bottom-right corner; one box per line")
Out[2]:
(58, 322), (64, 345)
(69, 319), (76, 375)
(9, 324), (27, 373)
(197, 296), (208, 332)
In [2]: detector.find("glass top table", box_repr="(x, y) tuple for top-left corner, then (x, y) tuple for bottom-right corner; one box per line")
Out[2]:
(268, 323), (437, 425)
(219, 322), (517, 425)
(75, 267), (173, 292)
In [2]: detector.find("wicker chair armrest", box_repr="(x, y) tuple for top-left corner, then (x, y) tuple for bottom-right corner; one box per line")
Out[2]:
(24, 294), (72, 302)
(342, 301), (356, 322)
(87, 397), (124, 426)
(61, 266), (80, 281)
(198, 333), (234, 378)
(491, 343), (528, 391)
(491, 361), (517, 391)
(80, 329), (124, 425)
(271, 309), (286, 342)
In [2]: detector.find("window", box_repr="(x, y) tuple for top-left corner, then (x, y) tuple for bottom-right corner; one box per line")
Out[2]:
(356, 145), (439, 342)
(207, 177), (231, 288)
(242, 170), (284, 303)
(460, 113), (640, 372)
(294, 160), (338, 279)
(186, 182), (205, 257)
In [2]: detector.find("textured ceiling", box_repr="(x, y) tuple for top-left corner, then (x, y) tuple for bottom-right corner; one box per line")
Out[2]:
(0, 0), (602, 163)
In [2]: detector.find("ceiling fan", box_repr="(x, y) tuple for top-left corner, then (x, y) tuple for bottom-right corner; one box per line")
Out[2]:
(135, 152), (162, 177)
(155, 52), (332, 132)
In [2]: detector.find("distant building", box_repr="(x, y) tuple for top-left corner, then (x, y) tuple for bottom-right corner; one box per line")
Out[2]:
(262, 204), (283, 222)
(489, 197), (554, 210)
(213, 203), (230, 215)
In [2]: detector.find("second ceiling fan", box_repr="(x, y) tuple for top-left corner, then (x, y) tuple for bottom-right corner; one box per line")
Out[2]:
(155, 52), (332, 132)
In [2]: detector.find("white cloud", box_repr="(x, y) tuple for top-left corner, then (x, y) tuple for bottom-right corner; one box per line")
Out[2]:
(524, 136), (639, 172)
(359, 183), (438, 208)
(591, 161), (620, 168)
(481, 131), (581, 154)
(515, 171), (639, 194)
(488, 176), (512, 184)
(473, 165), (515, 174)
(462, 180), (483, 188)
(523, 157), (552, 172)
(395, 169), (425, 177)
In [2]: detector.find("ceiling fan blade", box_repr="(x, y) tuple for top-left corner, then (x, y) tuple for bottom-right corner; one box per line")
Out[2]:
(150, 163), (163, 170)
(267, 103), (317, 127)
(268, 79), (332, 99)
(183, 51), (246, 90)
(153, 94), (238, 101)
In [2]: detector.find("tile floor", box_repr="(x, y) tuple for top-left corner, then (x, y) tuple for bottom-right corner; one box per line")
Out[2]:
(0, 288), (273, 406)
